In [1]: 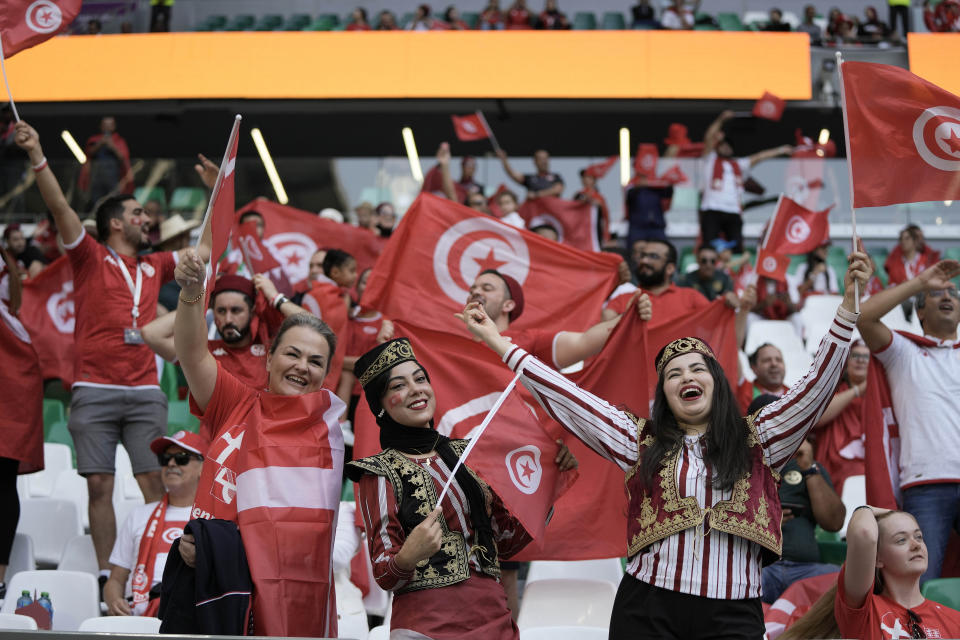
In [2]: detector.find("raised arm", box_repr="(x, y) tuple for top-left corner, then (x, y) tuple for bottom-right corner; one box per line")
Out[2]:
(857, 259), (960, 351)
(458, 301), (641, 471)
(14, 122), (82, 245)
(435, 142), (459, 202)
(748, 144), (793, 167)
(496, 149), (526, 186)
(815, 382), (865, 427)
(843, 506), (888, 608)
(173, 249), (218, 411)
(702, 110), (734, 155)
(252, 273), (311, 318)
(554, 294), (651, 368)
(141, 310), (178, 362)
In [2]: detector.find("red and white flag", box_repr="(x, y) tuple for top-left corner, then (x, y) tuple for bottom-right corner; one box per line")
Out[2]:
(763, 572), (838, 639)
(764, 196), (831, 255)
(204, 122), (240, 305)
(235, 199), (386, 289)
(451, 113), (490, 142)
(755, 250), (791, 283)
(583, 156), (618, 179)
(753, 91), (786, 122)
(20, 255), (74, 386)
(361, 193), (620, 338)
(841, 61), (960, 207)
(0, 0), (81, 57)
(517, 196), (601, 252)
(633, 143), (659, 178)
(234, 219), (293, 295)
(862, 346), (905, 510)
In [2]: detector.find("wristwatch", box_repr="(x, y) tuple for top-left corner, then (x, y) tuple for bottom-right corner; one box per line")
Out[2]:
(800, 463), (821, 479)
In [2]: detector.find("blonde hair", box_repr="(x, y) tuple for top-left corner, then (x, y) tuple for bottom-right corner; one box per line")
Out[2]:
(778, 583), (840, 640)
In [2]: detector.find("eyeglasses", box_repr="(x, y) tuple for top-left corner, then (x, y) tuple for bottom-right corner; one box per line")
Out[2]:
(849, 354), (870, 362)
(157, 452), (202, 467)
(907, 609), (926, 639)
(927, 288), (960, 299)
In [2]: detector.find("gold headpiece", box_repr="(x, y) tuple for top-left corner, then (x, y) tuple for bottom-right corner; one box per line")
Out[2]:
(358, 338), (418, 388)
(656, 337), (716, 375)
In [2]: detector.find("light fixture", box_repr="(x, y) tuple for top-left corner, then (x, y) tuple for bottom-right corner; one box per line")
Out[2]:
(945, 201), (953, 206)
(250, 127), (288, 205)
(818, 128), (830, 145)
(60, 130), (87, 164)
(402, 127), (423, 183)
(619, 128), (630, 187)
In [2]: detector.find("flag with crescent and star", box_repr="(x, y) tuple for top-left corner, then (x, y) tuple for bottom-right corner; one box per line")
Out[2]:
(0, 0), (81, 57)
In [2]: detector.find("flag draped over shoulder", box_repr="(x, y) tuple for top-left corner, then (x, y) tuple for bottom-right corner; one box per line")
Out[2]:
(0, 0), (81, 57)
(840, 61), (960, 207)
(20, 256), (74, 386)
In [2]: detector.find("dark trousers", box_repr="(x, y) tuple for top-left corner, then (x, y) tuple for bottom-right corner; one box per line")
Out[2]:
(0, 457), (20, 565)
(150, 5), (171, 31)
(889, 4), (909, 37)
(700, 209), (744, 253)
(609, 573), (764, 640)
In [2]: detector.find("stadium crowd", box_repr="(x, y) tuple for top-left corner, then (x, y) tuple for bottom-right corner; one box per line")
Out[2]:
(2, 101), (960, 640)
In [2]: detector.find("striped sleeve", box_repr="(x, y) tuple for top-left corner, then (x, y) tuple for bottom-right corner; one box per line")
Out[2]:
(356, 474), (413, 591)
(755, 305), (859, 472)
(503, 345), (640, 471)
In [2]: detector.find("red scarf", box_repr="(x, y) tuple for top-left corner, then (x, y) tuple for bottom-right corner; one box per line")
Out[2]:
(814, 381), (865, 496)
(131, 496), (187, 616)
(883, 245), (941, 286)
(711, 154), (743, 191)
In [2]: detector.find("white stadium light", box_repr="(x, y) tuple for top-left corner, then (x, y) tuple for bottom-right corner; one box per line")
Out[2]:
(251, 127), (288, 205)
(60, 130), (87, 164)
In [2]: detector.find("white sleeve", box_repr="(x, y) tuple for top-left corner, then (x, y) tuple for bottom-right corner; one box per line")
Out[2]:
(873, 330), (908, 369)
(333, 502), (361, 574)
(108, 508), (140, 570)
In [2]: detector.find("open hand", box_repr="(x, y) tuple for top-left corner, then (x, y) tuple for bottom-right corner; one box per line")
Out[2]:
(194, 153), (219, 190)
(919, 260), (960, 290)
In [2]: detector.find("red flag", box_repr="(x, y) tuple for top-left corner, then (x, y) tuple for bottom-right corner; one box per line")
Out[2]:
(841, 61), (960, 208)
(205, 129), (239, 304)
(755, 250), (791, 283)
(753, 91), (786, 122)
(451, 113), (490, 142)
(583, 156), (618, 179)
(633, 143), (659, 178)
(235, 220), (294, 296)
(236, 199), (386, 289)
(517, 196), (601, 252)
(421, 164), (467, 203)
(20, 256), (74, 386)
(764, 196), (832, 255)
(862, 350), (902, 509)
(658, 164), (688, 185)
(763, 572), (838, 639)
(361, 193), (620, 338)
(0, 0), (81, 57)
(300, 281), (349, 393)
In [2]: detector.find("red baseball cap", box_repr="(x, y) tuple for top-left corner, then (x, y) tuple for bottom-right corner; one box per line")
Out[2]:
(150, 430), (209, 457)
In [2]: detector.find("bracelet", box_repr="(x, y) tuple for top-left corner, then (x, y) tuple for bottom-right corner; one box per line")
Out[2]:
(32, 157), (48, 173)
(179, 289), (204, 305)
(852, 385), (860, 398)
(272, 293), (288, 310)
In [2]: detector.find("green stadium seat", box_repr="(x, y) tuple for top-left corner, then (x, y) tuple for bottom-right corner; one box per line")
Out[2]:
(679, 247), (696, 274)
(197, 15), (227, 31)
(572, 12), (597, 30)
(318, 13), (340, 26)
(921, 578), (960, 610)
(160, 361), (180, 402)
(462, 11), (480, 29)
(815, 526), (846, 565)
(284, 14), (311, 31)
(254, 14), (283, 31)
(45, 420), (76, 467)
(134, 186), (166, 209)
(305, 15), (338, 31)
(787, 254), (806, 275)
(601, 12), (626, 30)
(169, 187), (206, 214)
(224, 14), (255, 31)
(945, 247), (960, 262)
(717, 12), (744, 30)
(693, 24), (719, 30)
(43, 399), (65, 438)
(399, 12), (415, 28)
(341, 481), (355, 502)
(167, 400), (200, 433)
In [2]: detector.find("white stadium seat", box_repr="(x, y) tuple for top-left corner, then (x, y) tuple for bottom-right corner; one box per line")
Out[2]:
(517, 579), (616, 630)
(526, 558), (623, 587)
(16, 499), (82, 566)
(839, 475), (867, 538)
(7, 534), (36, 583)
(799, 295), (844, 353)
(0, 613), (39, 630)
(57, 535), (98, 576)
(52, 469), (90, 530)
(745, 320), (812, 388)
(1, 570), (100, 631)
(78, 615), (162, 633)
(367, 625), (389, 640)
(521, 626), (608, 640)
(21, 443), (74, 498)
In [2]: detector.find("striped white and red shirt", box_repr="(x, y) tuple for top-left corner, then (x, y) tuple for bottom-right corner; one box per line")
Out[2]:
(502, 305), (858, 600)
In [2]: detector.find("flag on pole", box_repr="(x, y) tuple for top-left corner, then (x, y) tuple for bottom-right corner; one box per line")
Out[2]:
(753, 91), (786, 122)
(840, 61), (960, 208)
(451, 113), (490, 142)
(755, 250), (791, 282)
(763, 196), (832, 255)
(0, 0), (81, 57)
(20, 256), (74, 386)
(583, 156), (618, 179)
(202, 117), (241, 306)
(633, 143), (659, 178)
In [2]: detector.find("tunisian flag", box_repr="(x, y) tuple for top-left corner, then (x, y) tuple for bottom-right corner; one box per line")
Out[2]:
(205, 124), (239, 304)
(755, 250), (791, 283)
(861, 343), (905, 509)
(517, 196), (601, 252)
(841, 61), (960, 207)
(235, 220), (294, 296)
(20, 256), (74, 386)
(764, 196), (831, 255)
(451, 113), (490, 142)
(753, 91), (786, 122)
(0, 0), (81, 57)
(362, 193), (620, 338)
(236, 199), (386, 288)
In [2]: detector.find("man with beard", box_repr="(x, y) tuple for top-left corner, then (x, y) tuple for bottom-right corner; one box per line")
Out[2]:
(601, 238), (710, 322)
(13, 120), (210, 586)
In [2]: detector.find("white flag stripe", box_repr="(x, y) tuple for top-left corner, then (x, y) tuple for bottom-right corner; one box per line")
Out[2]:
(236, 466), (340, 512)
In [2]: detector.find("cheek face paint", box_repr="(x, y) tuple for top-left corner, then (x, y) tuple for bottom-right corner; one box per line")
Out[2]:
(387, 393), (403, 409)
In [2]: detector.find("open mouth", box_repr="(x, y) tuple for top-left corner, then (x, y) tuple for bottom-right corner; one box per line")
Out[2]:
(679, 385), (703, 401)
(939, 302), (954, 312)
(910, 554), (925, 561)
(285, 374), (308, 388)
(408, 398), (428, 410)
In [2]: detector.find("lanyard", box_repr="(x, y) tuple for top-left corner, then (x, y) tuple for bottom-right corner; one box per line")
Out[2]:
(106, 247), (143, 327)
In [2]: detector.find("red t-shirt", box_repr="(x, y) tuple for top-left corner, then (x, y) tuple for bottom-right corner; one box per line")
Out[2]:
(605, 283), (710, 323)
(504, 328), (558, 368)
(66, 231), (176, 387)
(835, 565), (960, 639)
(208, 339), (268, 390)
(737, 379), (789, 414)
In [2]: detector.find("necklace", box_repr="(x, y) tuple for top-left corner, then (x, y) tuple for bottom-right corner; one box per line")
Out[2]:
(406, 432), (442, 466)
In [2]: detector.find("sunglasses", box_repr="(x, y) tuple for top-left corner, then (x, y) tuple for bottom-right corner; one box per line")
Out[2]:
(157, 452), (202, 467)
(907, 609), (926, 639)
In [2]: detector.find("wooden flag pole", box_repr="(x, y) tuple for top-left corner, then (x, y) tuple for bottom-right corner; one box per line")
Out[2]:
(835, 51), (860, 312)
(476, 110), (502, 155)
(0, 35), (20, 122)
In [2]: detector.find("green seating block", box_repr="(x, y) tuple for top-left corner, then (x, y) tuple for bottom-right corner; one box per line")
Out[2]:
(922, 578), (960, 610)
(135, 186), (166, 209)
(341, 481), (355, 502)
(43, 399), (65, 438)
(167, 400), (199, 433)
(306, 16), (338, 31)
(679, 247), (696, 274)
(601, 12), (626, 30)
(160, 361), (180, 402)
(572, 12), (597, 30)
(694, 24), (719, 30)
(169, 187), (206, 214)
(45, 420), (76, 467)
(284, 14), (310, 31)
(224, 14), (255, 31)
(198, 15), (227, 31)
(817, 538), (847, 565)
(318, 13), (340, 26)
(254, 14), (283, 31)
(717, 12), (744, 30)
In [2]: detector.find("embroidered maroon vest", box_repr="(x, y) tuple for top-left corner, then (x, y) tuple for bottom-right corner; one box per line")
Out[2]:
(624, 413), (783, 565)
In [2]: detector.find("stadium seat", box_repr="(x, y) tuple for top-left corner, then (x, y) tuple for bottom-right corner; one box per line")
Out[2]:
(945, 247), (960, 262)
(168, 399), (200, 432)
(115, 445), (146, 501)
(196, 15), (227, 31)
(572, 12), (597, 30)
(134, 186), (166, 209)
(742, 10), (768, 29)
(7, 534), (37, 582)
(745, 320), (811, 388)
(693, 23), (718, 30)
(43, 399), (65, 435)
(283, 14), (311, 31)
(224, 14), (255, 31)
(43, 421), (75, 466)
(17, 499), (82, 566)
(168, 187), (206, 215)
(57, 535), (98, 577)
(1, 570), (99, 631)
(526, 558), (623, 587)
(921, 578), (960, 610)
(160, 361), (180, 402)
(798, 295), (843, 352)
(521, 627), (608, 640)
(340, 481), (354, 502)
(717, 12), (744, 30)
(399, 12), (415, 28)
(23, 443), (74, 497)
(368, 626), (389, 640)
(78, 616), (162, 633)
(838, 475), (866, 538)
(679, 247), (697, 273)
(254, 14), (283, 31)
(462, 11), (480, 28)
(601, 12), (626, 29)
(0, 614), (39, 630)
(53, 470), (90, 530)
(517, 579), (617, 630)
(815, 527), (847, 565)
(666, 187), (699, 213)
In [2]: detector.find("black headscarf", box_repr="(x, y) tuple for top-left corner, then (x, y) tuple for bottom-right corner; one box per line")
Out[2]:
(353, 338), (497, 569)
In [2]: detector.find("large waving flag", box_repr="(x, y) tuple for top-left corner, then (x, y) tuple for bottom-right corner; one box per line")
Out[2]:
(0, 0), (81, 57)
(20, 255), (74, 386)
(840, 61), (960, 207)
(517, 196), (601, 252)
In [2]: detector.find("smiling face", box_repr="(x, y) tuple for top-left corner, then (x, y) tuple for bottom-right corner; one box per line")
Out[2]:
(751, 345), (785, 389)
(160, 445), (203, 497)
(876, 512), (927, 580)
(662, 353), (715, 427)
(266, 325), (330, 395)
(382, 360), (436, 428)
(917, 285), (960, 333)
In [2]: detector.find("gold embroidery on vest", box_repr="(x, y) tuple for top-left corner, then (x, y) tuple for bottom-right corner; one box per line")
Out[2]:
(638, 495), (658, 529)
(754, 497), (771, 528)
(623, 412), (649, 485)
